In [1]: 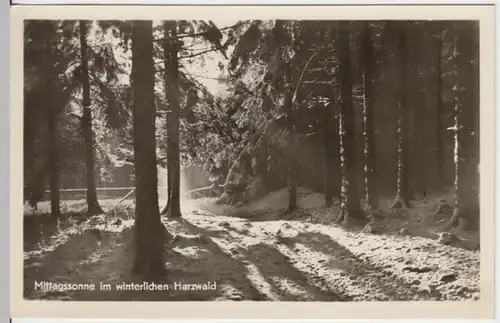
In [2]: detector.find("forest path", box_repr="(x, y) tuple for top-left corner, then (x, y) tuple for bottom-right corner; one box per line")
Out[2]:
(23, 190), (480, 301)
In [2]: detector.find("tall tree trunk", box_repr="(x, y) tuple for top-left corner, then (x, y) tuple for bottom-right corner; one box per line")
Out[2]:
(24, 92), (36, 200)
(435, 25), (444, 190)
(44, 36), (61, 219)
(404, 23), (420, 200)
(79, 20), (103, 216)
(162, 20), (182, 218)
(131, 20), (164, 275)
(47, 103), (60, 218)
(390, 22), (411, 209)
(24, 101), (34, 182)
(336, 22), (365, 223)
(160, 21), (173, 216)
(272, 20), (298, 214)
(445, 23), (480, 232)
(361, 21), (378, 212)
(323, 102), (340, 207)
(284, 83), (298, 213)
(323, 48), (341, 207)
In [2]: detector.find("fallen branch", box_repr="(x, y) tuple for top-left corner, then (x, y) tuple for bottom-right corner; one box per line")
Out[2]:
(107, 188), (136, 226)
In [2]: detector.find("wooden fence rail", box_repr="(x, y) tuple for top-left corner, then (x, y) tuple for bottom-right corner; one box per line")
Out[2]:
(40, 185), (223, 202)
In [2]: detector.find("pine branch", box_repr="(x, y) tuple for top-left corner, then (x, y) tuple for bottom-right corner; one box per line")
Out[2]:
(185, 72), (224, 81)
(179, 47), (219, 60)
(152, 21), (246, 43)
(292, 51), (318, 103)
(155, 48), (220, 72)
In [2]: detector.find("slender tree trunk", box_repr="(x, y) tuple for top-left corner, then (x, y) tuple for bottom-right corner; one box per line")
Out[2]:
(323, 102), (334, 207)
(160, 22), (172, 216)
(162, 20), (182, 218)
(47, 104), (60, 218)
(24, 92), (36, 202)
(131, 20), (164, 275)
(284, 84), (298, 213)
(390, 22), (411, 209)
(336, 23), (365, 223)
(323, 49), (341, 207)
(361, 21), (378, 212)
(44, 36), (61, 219)
(406, 24), (428, 200)
(435, 26), (444, 189)
(159, 22), (173, 216)
(431, 25), (449, 215)
(24, 100), (34, 185)
(80, 20), (103, 215)
(445, 23), (480, 232)
(323, 102), (340, 206)
(272, 20), (298, 214)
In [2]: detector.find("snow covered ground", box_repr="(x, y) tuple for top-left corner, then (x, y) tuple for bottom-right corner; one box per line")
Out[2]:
(23, 189), (480, 301)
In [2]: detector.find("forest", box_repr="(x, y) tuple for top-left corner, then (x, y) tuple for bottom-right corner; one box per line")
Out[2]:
(23, 19), (480, 302)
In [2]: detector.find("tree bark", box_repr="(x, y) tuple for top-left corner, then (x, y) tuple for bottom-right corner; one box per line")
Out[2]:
(445, 23), (480, 232)
(284, 85), (298, 213)
(404, 23), (420, 200)
(336, 22), (365, 223)
(162, 20), (182, 218)
(323, 102), (340, 207)
(131, 20), (165, 275)
(24, 95), (35, 193)
(435, 25), (444, 190)
(272, 20), (298, 214)
(47, 102), (60, 218)
(160, 21), (172, 216)
(361, 21), (378, 212)
(44, 34), (61, 219)
(390, 22), (411, 209)
(80, 20), (103, 216)
(161, 161), (172, 215)
(24, 91), (39, 204)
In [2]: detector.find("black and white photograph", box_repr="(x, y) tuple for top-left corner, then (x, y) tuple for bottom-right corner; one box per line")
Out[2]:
(12, 3), (494, 319)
